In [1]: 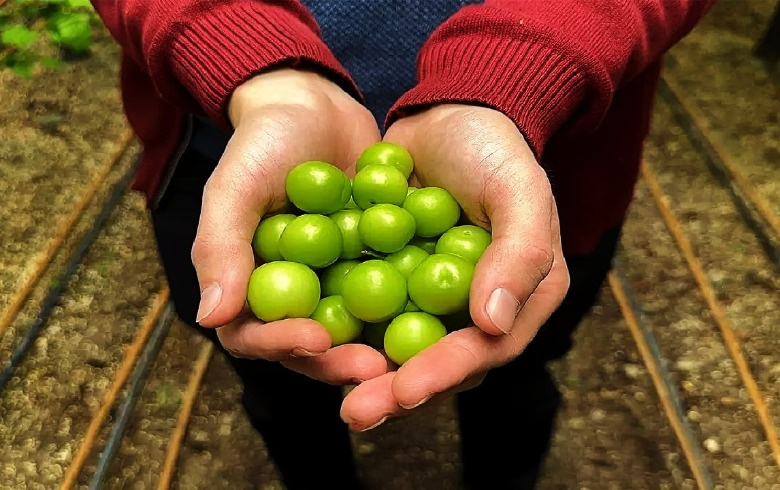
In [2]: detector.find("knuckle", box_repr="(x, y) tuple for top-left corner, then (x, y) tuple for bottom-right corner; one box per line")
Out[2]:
(523, 243), (555, 278)
(216, 327), (247, 359)
(190, 228), (227, 267)
(191, 230), (246, 273)
(190, 234), (209, 267)
(280, 84), (334, 113)
(513, 240), (556, 294)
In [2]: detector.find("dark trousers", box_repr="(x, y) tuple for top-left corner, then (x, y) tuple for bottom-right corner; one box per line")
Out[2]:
(150, 142), (621, 490)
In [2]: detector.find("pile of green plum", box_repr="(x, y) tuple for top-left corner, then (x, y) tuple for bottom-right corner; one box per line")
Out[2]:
(248, 142), (492, 365)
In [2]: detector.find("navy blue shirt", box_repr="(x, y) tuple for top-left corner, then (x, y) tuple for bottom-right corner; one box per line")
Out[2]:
(302, 0), (479, 123)
(190, 0), (480, 159)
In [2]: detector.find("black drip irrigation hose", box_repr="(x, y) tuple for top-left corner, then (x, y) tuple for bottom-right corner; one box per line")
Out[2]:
(755, 3), (780, 63)
(657, 78), (780, 268)
(0, 153), (139, 392)
(89, 302), (175, 490)
(611, 258), (714, 489)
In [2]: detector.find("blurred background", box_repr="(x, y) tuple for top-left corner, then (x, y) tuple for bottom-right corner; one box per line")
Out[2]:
(0, 1), (779, 489)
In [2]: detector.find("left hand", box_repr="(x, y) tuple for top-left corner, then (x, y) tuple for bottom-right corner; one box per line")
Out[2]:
(192, 68), (387, 385)
(340, 104), (571, 430)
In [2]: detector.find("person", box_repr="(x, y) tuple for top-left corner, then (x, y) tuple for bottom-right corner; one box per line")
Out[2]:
(92, 1), (714, 488)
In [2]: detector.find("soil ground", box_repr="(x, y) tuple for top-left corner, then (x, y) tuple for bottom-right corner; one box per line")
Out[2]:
(1, 2), (779, 489)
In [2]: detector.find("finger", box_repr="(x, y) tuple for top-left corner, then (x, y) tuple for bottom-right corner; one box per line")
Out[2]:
(341, 371), (485, 431)
(216, 316), (332, 361)
(191, 128), (281, 327)
(340, 372), (399, 431)
(469, 165), (557, 336)
(391, 261), (566, 410)
(510, 208), (570, 340)
(281, 343), (390, 385)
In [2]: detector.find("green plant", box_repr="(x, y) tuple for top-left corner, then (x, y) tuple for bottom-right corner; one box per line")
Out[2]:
(0, 0), (96, 77)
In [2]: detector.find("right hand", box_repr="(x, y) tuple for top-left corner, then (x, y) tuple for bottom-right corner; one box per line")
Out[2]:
(192, 68), (388, 385)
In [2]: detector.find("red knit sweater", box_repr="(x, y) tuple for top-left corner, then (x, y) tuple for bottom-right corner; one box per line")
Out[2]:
(93, 0), (713, 256)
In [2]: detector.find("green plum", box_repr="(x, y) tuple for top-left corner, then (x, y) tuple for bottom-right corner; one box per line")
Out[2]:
(385, 245), (429, 278)
(358, 204), (415, 253)
(404, 300), (420, 312)
(344, 196), (358, 209)
(356, 142), (414, 179)
(252, 213), (296, 262)
(343, 178), (359, 209)
(384, 312), (447, 365)
(352, 164), (408, 209)
(330, 209), (363, 259)
(403, 187), (461, 237)
(310, 295), (364, 345)
(409, 236), (438, 255)
(286, 161), (351, 214)
(278, 214), (342, 269)
(320, 260), (360, 297)
(341, 260), (407, 322)
(246, 261), (320, 322)
(435, 225), (492, 264)
(408, 254), (475, 315)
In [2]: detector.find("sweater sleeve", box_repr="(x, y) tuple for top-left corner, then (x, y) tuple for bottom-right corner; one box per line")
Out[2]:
(91, 0), (361, 128)
(386, 0), (715, 157)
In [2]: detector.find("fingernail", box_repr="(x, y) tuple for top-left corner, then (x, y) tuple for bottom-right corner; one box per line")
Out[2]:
(400, 394), (432, 410)
(359, 416), (388, 432)
(486, 288), (521, 334)
(291, 348), (325, 358)
(196, 283), (222, 323)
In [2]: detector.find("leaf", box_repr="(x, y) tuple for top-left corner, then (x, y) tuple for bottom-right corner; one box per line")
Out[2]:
(10, 58), (34, 77)
(48, 12), (91, 51)
(66, 0), (93, 8)
(1, 24), (39, 49)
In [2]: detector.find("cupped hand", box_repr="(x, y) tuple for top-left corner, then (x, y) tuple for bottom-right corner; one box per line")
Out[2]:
(191, 68), (387, 385)
(341, 104), (571, 429)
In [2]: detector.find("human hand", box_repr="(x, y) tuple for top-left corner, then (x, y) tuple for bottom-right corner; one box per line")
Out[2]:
(340, 104), (570, 429)
(192, 68), (388, 384)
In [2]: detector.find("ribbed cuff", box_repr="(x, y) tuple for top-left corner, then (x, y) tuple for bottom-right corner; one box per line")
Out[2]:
(163, 2), (361, 129)
(387, 37), (588, 158)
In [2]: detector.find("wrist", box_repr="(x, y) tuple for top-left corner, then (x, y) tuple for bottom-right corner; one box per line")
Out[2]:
(392, 103), (518, 140)
(387, 103), (538, 174)
(228, 67), (352, 128)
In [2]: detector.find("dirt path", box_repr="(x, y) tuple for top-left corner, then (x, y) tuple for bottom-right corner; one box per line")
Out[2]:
(1, 2), (779, 489)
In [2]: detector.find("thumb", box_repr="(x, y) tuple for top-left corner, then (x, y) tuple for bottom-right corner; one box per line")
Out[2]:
(191, 132), (279, 328)
(468, 168), (557, 336)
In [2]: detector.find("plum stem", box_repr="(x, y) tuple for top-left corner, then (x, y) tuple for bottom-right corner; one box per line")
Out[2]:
(360, 249), (385, 259)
